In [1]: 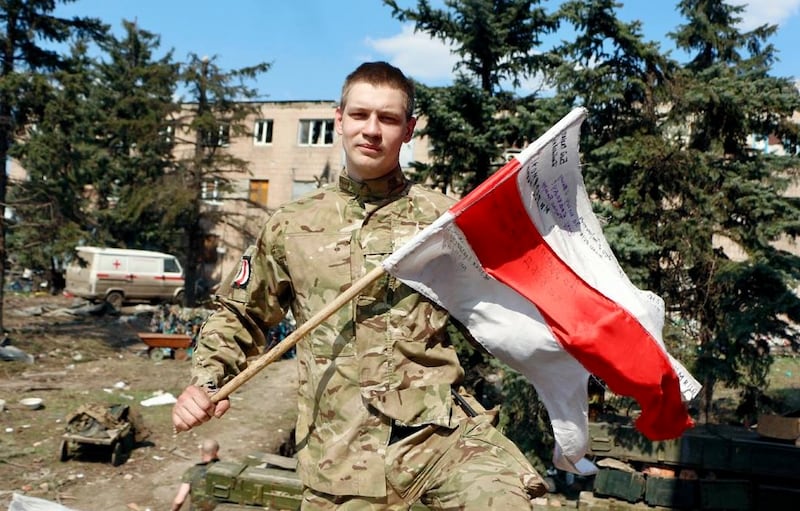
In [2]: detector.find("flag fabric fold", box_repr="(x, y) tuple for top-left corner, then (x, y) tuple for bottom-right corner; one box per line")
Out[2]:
(382, 107), (701, 473)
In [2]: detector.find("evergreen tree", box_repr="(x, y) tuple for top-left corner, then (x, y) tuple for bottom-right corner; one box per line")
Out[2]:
(555, 0), (800, 423)
(384, 0), (559, 194)
(7, 42), (106, 283)
(498, 0), (687, 466)
(0, 0), (105, 325)
(665, 0), (800, 421)
(9, 20), (179, 295)
(92, 20), (180, 251)
(160, 54), (270, 306)
(556, 0), (676, 192)
(553, 0), (683, 290)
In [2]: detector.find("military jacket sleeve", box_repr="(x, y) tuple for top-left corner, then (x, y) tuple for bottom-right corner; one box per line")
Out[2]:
(190, 229), (293, 389)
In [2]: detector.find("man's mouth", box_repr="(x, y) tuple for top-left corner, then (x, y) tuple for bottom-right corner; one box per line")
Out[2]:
(358, 143), (381, 154)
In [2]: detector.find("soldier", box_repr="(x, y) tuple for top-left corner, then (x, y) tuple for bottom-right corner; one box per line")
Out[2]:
(171, 438), (220, 511)
(172, 61), (546, 510)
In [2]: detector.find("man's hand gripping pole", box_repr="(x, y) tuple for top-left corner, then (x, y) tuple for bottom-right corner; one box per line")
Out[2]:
(208, 265), (387, 405)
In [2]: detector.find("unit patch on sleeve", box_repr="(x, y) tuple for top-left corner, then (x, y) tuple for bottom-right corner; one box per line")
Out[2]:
(232, 255), (252, 289)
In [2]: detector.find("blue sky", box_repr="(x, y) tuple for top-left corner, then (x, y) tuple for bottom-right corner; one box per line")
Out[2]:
(54, 0), (800, 102)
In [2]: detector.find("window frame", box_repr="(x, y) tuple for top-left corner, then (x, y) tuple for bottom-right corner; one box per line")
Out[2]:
(254, 119), (274, 145)
(203, 123), (231, 147)
(297, 119), (335, 147)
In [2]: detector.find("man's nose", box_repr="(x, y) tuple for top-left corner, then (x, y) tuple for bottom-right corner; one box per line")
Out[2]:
(363, 114), (380, 136)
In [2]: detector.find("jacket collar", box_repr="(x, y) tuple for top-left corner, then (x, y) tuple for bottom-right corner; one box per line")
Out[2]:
(338, 166), (409, 201)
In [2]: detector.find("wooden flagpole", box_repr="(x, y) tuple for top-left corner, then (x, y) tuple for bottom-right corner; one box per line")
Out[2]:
(210, 265), (386, 403)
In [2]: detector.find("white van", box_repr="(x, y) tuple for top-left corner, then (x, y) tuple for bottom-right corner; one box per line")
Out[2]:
(65, 247), (185, 309)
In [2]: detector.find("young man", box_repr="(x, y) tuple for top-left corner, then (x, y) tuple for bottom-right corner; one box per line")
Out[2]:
(172, 61), (546, 510)
(171, 438), (220, 511)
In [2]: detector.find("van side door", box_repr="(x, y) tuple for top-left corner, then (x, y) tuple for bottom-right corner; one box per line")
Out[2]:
(128, 256), (164, 300)
(96, 254), (131, 297)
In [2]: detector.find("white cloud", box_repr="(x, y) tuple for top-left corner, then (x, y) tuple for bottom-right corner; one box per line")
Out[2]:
(365, 24), (459, 83)
(729, 0), (800, 29)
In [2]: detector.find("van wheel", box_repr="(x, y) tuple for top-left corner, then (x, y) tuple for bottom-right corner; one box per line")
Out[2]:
(174, 290), (185, 306)
(105, 291), (124, 310)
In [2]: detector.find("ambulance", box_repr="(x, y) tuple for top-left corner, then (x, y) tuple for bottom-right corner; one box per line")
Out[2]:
(65, 246), (185, 309)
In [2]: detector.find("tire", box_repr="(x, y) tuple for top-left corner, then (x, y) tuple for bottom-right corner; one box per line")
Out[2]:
(149, 348), (167, 361)
(111, 440), (125, 466)
(105, 291), (124, 310)
(123, 431), (135, 452)
(173, 290), (185, 306)
(59, 439), (71, 462)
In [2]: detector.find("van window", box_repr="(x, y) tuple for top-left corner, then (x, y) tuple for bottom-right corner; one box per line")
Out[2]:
(164, 257), (181, 274)
(130, 256), (162, 274)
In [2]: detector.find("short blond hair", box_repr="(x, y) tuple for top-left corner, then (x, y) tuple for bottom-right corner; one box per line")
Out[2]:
(340, 61), (415, 120)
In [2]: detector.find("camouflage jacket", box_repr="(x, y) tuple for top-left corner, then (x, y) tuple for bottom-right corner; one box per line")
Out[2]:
(191, 167), (466, 497)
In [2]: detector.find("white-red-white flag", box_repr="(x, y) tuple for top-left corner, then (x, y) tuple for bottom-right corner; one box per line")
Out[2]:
(382, 107), (701, 473)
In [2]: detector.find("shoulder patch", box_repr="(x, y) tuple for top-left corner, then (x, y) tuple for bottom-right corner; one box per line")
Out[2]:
(232, 255), (252, 289)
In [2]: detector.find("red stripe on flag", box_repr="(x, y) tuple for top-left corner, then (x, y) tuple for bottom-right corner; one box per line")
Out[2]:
(450, 159), (522, 215)
(452, 163), (692, 440)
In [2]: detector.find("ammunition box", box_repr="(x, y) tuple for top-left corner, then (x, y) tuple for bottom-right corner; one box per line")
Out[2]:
(756, 484), (800, 508)
(592, 468), (644, 503)
(699, 479), (751, 510)
(202, 457), (433, 510)
(644, 476), (697, 508)
(747, 439), (800, 479)
(588, 421), (701, 466)
(205, 461), (247, 502)
(238, 465), (302, 510)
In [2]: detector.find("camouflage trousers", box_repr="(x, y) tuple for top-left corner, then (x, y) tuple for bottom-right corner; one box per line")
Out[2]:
(301, 412), (546, 510)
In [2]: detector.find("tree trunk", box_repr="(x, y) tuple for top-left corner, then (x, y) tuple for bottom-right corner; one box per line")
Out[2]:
(0, 97), (12, 331)
(182, 57), (211, 308)
(0, 12), (15, 333)
(0, 143), (8, 333)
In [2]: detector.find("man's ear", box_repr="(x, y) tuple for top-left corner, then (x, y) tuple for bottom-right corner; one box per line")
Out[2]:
(404, 116), (417, 143)
(335, 106), (344, 135)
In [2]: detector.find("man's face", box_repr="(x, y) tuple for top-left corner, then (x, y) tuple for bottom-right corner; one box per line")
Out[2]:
(335, 82), (415, 181)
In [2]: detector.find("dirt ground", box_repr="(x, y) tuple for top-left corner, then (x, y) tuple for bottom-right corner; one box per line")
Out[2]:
(0, 293), (299, 511)
(3, 293), (799, 511)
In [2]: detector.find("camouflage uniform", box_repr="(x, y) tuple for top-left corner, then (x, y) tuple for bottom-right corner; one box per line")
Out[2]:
(191, 167), (545, 509)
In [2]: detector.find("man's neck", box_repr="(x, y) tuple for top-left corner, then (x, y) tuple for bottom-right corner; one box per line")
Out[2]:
(339, 166), (408, 200)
